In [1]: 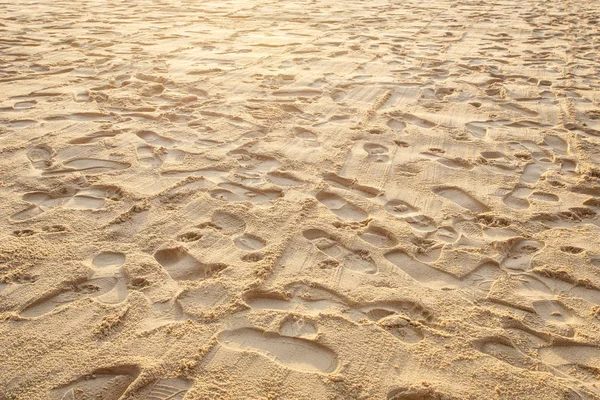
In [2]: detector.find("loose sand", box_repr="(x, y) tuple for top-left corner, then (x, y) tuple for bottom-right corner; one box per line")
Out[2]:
(1, 0), (600, 399)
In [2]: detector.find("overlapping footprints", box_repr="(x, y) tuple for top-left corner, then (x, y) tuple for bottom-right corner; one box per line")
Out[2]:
(362, 301), (433, 343)
(11, 186), (122, 221)
(245, 282), (434, 344)
(211, 210), (267, 256)
(502, 186), (559, 210)
(20, 251), (128, 318)
(384, 199), (437, 232)
(217, 327), (338, 373)
(473, 329), (600, 390)
(303, 228), (377, 274)
(136, 130), (186, 168)
(500, 238), (544, 271)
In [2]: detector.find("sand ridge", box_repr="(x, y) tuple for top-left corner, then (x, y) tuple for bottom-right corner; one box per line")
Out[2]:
(1, 0), (600, 398)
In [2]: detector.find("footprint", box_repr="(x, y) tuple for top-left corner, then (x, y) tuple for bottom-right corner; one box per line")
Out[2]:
(473, 337), (534, 369)
(211, 182), (281, 205)
(432, 186), (490, 213)
(375, 316), (424, 344)
(21, 250), (128, 317)
(217, 328), (338, 373)
(211, 211), (246, 235)
(461, 262), (503, 293)
(465, 121), (489, 138)
(11, 187), (120, 221)
(92, 252), (126, 269)
(68, 130), (122, 145)
(500, 103), (538, 117)
(293, 126), (319, 144)
(315, 191), (368, 221)
(279, 315), (318, 338)
(434, 226), (459, 243)
(134, 377), (192, 400)
(44, 158), (130, 175)
(435, 157), (474, 170)
(139, 297), (187, 332)
(228, 148), (280, 174)
(387, 386), (454, 400)
(27, 144), (54, 169)
(530, 192), (559, 202)
(136, 130), (176, 147)
(245, 282), (350, 316)
(387, 119), (406, 133)
(1, 119), (37, 129)
(52, 365), (139, 400)
(538, 345), (600, 383)
(323, 173), (381, 198)
(360, 301), (434, 344)
(385, 249), (460, 289)
(384, 200), (419, 217)
(20, 277), (125, 318)
(532, 300), (576, 331)
(234, 233), (266, 251)
(503, 187), (532, 210)
(363, 143), (390, 163)
(137, 145), (163, 168)
(521, 162), (549, 184)
(359, 225), (398, 247)
(501, 238), (544, 271)
(154, 247), (227, 281)
(303, 229), (377, 274)
(385, 250), (501, 294)
(543, 135), (568, 154)
(400, 113), (437, 128)
(404, 215), (437, 232)
(266, 171), (303, 186)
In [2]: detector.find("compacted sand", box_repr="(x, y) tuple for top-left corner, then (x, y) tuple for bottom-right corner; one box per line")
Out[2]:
(1, 0), (600, 398)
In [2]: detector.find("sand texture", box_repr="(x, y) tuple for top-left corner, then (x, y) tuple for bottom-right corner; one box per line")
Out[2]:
(1, 0), (600, 398)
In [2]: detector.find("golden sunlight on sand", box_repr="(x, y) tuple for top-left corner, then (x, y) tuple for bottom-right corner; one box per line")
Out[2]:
(1, 0), (600, 399)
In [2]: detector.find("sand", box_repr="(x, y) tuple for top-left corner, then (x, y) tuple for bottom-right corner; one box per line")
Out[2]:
(1, 0), (600, 398)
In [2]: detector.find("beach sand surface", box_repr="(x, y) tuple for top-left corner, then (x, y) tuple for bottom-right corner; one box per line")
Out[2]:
(1, 0), (600, 398)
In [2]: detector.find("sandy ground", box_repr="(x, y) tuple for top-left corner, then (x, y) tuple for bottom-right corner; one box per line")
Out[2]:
(1, 0), (600, 398)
